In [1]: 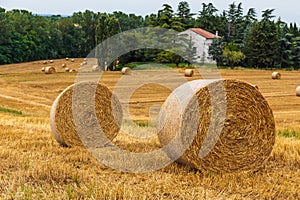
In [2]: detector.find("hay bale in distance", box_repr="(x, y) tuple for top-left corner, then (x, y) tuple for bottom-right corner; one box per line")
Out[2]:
(50, 81), (123, 147)
(272, 72), (281, 79)
(184, 69), (194, 77)
(49, 60), (54, 63)
(157, 79), (275, 173)
(69, 69), (77, 73)
(65, 67), (70, 72)
(43, 61), (47, 64)
(41, 67), (45, 72)
(71, 59), (75, 62)
(296, 86), (300, 97)
(66, 57), (69, 61)
(44, 66), (56, 74)
(92, 65), (100, 72)
(62, 63), (66, 68)
(121, 67), (131, 75)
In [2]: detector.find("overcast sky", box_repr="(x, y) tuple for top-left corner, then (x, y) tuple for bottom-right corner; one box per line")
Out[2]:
(1, 0), (299, 24)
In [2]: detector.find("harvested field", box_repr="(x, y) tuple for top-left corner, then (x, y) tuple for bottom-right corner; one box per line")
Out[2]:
(0, 60), (299, 199)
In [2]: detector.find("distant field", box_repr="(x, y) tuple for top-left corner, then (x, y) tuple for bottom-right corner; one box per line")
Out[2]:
(0, 60), (299, 199)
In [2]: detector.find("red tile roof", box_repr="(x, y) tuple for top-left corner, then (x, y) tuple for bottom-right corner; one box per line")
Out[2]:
(189, 28), (219, 39)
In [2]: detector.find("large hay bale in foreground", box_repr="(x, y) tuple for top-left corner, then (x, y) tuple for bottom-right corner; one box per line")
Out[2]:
(184, 69), (194, 77)
(50, 82), (123, 147)
(44, 66), (56, 74)
(121, 67), (131, 75)
(296, 86), (300, 97)
(272, 72), (281, 79)
(157, 79), (275, 173)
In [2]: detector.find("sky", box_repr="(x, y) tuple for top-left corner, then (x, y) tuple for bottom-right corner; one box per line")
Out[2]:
(0, 0), (299, 24)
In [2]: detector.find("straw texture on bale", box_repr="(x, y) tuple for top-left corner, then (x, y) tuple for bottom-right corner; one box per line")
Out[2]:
(296, 86), (300, 97)
(272, 72), (281, 79)
(251, 84), (259, 90)
(157, 79), (275, 173)
(184, 69), (194, 77)
(44, 66), (56, 74)
(50, 81), (123, 147)
(121, 67), (131, 75)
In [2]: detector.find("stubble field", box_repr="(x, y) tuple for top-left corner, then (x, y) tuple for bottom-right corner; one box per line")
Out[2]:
(0, 59), (299, 199)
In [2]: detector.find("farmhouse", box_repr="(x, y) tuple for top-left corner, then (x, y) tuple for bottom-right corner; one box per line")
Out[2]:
(180, 28), (220, 64)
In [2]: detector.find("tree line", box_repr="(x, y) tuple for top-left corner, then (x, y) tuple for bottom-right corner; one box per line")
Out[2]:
(0, 2), (299, 69)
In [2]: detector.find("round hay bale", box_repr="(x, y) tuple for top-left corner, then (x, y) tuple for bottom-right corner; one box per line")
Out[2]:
(92, 65), (100, 72)
(272, 72), (281, 79)
(121, 67), (131, 75)
(157, 79), (275, 173)
(41, 67), (45, 72)
(296, 86), (300, 97)
(50, 60), (54, 63)
(65, 67), (70, 72)
(50, 82), (123, 147)
(69, 69), (77, 73)
(251, 84), (259, 90)
(184, 69), (194, 77)
(71, 59), (75, 62)
(83, 58), (87, 61)
(43, 61), (47, 64)
(44, 66), (56, 74)
(66, 57), (69, 61)
(62, 63), (66, 68)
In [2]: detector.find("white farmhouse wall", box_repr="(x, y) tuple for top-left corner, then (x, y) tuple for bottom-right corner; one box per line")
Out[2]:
(180, 29), (215, 64)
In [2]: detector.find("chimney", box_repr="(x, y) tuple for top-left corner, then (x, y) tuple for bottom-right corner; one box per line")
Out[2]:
(215, 31), (219, 37)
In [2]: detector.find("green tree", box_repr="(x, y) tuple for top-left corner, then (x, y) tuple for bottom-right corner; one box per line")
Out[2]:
(176, 1), (195, 28)
(243, 10), (279, 68)
(208, 37), (226, 66)
(222, 43), (245, 68)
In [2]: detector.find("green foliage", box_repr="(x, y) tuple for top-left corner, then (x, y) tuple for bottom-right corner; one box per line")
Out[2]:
(222, 43), (245, 68)
(277, 129), (300, 139)
(0, 106), (23, 115)
(243, 17), (280, 68)
(0, 2), (299, 71)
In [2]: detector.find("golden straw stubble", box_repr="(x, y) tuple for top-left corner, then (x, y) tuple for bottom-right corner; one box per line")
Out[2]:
(50, 81), (123, 147)
(157, 79), (275, 173)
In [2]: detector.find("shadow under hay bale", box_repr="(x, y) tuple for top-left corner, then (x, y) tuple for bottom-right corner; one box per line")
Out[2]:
(296, 86), (300, 97)
(44, 66), (56, 74)
(121, 67), (131, 75)
(184, 69), (194, 77)
(50, 81), (123, 147)
(272, 72), (281, 79)
(157, 79), (275, 173)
